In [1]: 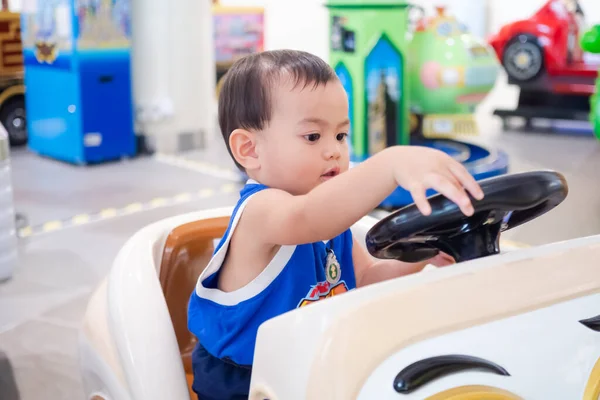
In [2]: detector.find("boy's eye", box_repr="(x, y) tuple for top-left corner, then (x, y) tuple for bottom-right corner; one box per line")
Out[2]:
(337, 133), (348, 141)
(305, 133), (320, 142)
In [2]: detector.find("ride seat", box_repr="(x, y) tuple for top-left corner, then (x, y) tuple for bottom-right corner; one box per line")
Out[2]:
(155, 213), (379, 399)
(157, 216), (229, 399)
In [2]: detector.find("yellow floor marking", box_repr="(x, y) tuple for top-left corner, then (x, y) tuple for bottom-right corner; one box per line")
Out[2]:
(198, 188), (214, 197)
(221, 183), (236, 193)
(150, 197), (167, 207)
(72, 214), (91, 225)
(16, 183), (241, 238)
(43, 220), (62, 232)
(100, 208), (117, 218)
(124, 203), (144, 213)
(174, 192), (192, 202)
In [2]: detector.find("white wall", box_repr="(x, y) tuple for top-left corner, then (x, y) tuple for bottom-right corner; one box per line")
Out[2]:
(219, 0), (330, 60)
(263, 0), (330, 61)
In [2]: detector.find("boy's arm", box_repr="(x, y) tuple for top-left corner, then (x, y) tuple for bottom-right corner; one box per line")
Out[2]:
(244, 146), (483, 247)
(351, 235), (454, 287)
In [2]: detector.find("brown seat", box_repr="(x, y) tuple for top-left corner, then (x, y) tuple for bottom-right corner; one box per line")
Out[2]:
(158, 216), (230, 399)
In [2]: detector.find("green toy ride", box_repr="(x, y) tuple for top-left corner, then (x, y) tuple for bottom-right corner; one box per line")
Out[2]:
(327, 0), (411, 160)
(408, 6), (500, 137)
(581, 25), (600, 141)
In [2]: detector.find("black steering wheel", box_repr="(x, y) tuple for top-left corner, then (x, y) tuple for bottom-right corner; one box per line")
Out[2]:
(365, 171), (568, 263)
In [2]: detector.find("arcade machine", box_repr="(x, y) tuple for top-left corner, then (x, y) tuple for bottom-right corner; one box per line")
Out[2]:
(0, 3), (27, 148)
(20, 0), (136, 164)
(327, 0), (508, 208)
(582, 24), (600, 140)
(489, 0), (600, 131)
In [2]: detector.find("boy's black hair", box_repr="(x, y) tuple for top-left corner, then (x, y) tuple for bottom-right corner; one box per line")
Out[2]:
(218, 49), (338, 170)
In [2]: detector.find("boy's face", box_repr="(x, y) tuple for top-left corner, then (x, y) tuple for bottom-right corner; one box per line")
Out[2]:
(254, 77), (351, 195)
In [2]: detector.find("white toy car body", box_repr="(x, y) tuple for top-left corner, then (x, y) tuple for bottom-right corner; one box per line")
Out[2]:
(250, 234), (600, 400)
(78, 173), (600, 400)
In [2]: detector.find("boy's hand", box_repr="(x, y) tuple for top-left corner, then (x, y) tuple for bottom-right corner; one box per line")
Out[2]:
(428, 252), (456, 267)
(392, 146), (485, 217)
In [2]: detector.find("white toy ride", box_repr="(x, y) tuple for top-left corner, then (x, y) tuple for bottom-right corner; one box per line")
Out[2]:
(79, 171), (600, 400)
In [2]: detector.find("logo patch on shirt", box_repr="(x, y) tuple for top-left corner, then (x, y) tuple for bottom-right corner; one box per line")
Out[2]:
(297, 280), (349, 308)
(326, 249), (341, 285)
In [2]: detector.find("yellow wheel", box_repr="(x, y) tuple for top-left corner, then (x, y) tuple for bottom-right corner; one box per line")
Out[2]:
(425, 385), (522, 400)
(584, 358), (600, 400)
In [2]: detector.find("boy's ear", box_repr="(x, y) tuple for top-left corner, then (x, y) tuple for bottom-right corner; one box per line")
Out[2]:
(229, 128), (260, 171)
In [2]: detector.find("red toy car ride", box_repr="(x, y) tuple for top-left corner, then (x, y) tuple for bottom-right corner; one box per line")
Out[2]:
(489, 0), (598, 96)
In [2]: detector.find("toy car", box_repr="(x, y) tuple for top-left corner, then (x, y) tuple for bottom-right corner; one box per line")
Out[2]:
(78, 171), (600, 400)
(489, 0), (600, 129)
(488, 0), (597, 95)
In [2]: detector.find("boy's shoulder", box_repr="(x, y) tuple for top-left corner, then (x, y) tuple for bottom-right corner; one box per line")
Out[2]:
(226, 179), (272, 228)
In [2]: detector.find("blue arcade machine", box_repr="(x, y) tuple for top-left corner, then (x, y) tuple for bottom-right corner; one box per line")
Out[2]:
(20, 0), (135, 164)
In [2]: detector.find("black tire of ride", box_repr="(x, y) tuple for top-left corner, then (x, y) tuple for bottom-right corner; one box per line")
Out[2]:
(1, 96), (27, 147)
(502, 34), (545, 83)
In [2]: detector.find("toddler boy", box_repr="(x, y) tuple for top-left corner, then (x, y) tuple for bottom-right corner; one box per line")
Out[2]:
(187, 49), (482, 399)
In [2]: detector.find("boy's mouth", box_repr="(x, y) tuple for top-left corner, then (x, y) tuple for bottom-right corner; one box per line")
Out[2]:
(321, 167), (340, 180)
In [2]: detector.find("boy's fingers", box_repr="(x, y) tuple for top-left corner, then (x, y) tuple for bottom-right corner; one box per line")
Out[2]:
(440, 252), (456, 263)
(442, 174), (476, 216)
(449, 163), (484, 200)
(427, 175), (473, 216)
(441, 171), (463, 194)
(410, 185), (431, 216)
(432, 255), (454, 267)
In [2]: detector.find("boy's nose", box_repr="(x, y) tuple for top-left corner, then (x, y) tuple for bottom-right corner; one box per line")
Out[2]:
(324, 145), (341, 160)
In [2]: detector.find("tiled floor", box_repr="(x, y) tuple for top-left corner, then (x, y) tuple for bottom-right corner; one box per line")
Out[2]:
(1, 77), (600, 399)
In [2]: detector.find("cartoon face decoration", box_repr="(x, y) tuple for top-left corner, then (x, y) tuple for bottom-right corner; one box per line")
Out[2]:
(356, 293), (600, 399)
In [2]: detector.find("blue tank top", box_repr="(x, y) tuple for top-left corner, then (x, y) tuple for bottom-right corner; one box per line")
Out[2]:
(188, 180), (357, 366)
